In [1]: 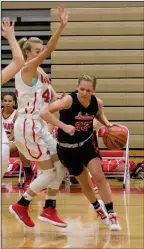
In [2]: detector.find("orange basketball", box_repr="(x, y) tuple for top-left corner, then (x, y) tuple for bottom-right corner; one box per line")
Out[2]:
(103, 125), (128, 150)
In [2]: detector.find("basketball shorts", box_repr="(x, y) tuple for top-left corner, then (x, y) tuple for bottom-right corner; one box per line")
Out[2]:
(57, 131), (101, 176)
(14, 116), (57, 161)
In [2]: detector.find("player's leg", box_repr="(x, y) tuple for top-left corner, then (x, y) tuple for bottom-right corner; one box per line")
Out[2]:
(82, 134), (121, 230)
(88, 157), (121, 230)
(19, 152), (35, 188)
(57, 144), (109, 225)
(9, 118), (57, 227)
(38, 153), (67, 227)
(9, 158), (56, 227)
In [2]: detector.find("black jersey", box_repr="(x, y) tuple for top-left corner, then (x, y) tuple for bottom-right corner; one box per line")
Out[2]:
(58, 92), (99, 144)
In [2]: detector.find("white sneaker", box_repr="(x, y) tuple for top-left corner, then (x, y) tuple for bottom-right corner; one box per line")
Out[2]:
(98, 200), (105, 209)
(109, 213), (121, 231)
(96, 206), (109, 225)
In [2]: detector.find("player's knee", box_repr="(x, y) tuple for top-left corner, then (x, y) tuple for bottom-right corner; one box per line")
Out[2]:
(48, 161), (65, 190)
(30, 167), (56, 193)
(93, 172), (106, 185)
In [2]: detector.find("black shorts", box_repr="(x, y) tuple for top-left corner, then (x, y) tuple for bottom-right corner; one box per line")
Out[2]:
(57, 132), (101, 176)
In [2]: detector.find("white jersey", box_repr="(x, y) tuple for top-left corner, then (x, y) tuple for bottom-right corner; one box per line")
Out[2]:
(2, 108), (17, 138)
(2, 123), (9, 144)
(14, 68), (56, 161)
(2, 123), (9, 177)
(15, 69), (52, 119)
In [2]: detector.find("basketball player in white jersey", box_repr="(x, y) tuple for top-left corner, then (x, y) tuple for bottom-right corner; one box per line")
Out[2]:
(9, 7), (76, 228)
(2, 92), (18, 153)
(1, 17), (25, 177)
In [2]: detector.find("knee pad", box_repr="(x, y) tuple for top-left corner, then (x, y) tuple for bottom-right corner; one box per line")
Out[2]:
(2, 144), (9, 177)
(30, 167), (56, 194)
(43, 132), (57, 156)
(48, 161), (66, 190)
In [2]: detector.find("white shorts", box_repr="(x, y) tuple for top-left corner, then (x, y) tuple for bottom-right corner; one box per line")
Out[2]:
(14, 116), (57, 161)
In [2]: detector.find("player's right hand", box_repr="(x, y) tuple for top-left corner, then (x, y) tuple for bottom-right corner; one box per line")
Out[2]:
(64, 125), (75, 136)
(2, 17), (15, 41)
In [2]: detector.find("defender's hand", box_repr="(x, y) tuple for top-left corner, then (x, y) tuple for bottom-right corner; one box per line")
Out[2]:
(58, 7), (69, 28)
(2, 17), (15, 40)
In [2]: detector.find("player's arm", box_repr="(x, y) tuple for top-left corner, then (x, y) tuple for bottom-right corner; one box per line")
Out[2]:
(2, 18), (25, 85)
(93, 118), (99, 131)
(40, 95), (74, 135)
(95, 98), (112, 127)
(51, 85), (66, 102)
(50, 85), (59, 101)
(47, 123), (55, 134)
(40, 95), (72, 123)
(23, 7), (69, 71)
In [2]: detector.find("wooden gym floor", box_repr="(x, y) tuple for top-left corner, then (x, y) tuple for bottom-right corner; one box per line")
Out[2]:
(1, 178), (144, 249)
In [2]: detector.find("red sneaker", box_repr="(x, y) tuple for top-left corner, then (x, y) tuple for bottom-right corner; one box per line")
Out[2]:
(91, 177), (98, 190)
(24, 172), (35, 188)
(9, 203), (35, 227)
(38, 207), (67, 228)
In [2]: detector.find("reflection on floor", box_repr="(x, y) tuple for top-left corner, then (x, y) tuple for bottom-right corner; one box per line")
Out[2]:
(2, 178), (144, 249)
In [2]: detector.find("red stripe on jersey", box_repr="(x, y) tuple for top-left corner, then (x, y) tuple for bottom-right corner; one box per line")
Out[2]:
(23, 118), (42, 160)
(32, 120), (36, 142)
(30, 92), (37, 114)
(2, 108), (15, 120)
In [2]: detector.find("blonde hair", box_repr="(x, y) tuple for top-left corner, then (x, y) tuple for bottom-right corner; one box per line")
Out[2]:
(18, 37), (43, 60)
(37, 66), (47, 77)
(78, 75), (97, 88)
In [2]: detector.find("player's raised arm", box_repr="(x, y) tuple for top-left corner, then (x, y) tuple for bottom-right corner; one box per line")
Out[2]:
(2, 18), (25, 85)
(25, 7), (69, 70)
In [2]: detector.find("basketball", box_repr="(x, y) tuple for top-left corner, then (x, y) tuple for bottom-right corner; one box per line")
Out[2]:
(103, 125), (128, 150)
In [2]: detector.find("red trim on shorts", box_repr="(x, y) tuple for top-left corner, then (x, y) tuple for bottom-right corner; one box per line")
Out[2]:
(23, 118), (43, 160)
(30, 92), (37, 114)
(32, 120), (36, 142)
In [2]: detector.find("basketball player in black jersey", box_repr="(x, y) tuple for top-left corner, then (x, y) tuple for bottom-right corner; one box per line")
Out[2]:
(40, 75), (121, 231)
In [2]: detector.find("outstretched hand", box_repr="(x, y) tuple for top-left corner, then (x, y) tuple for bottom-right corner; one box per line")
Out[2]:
(2, 17), (15, 41)
(58, 6), (69, 28)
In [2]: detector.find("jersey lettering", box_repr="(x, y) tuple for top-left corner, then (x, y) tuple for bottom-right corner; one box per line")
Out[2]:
(75, 121), (92, 131)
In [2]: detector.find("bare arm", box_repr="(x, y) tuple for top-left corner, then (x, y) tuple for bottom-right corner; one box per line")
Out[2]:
(40, 95), (72, 114)
(93, 118), (99, 131)
(2, 18), (25, 85)
(96, 98), (112, 127)
(50, 86), (66, 101)
(50, 85), (59, 101)
(24, 7), (69, 71)
(47, 123), (55, 134)
(40, 95), (74, 135)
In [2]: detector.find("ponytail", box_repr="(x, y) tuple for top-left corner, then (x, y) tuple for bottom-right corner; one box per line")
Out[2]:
(18, 37), (27, 50)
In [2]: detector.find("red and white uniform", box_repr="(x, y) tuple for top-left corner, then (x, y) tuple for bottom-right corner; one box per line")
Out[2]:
(2, 123), (9, 177)
(14, 70), (56, 161)
(2, 108), (17, 138)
